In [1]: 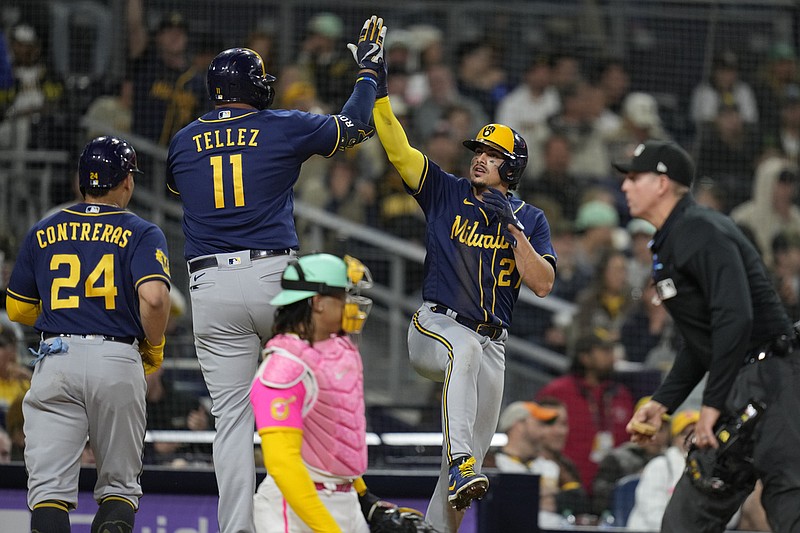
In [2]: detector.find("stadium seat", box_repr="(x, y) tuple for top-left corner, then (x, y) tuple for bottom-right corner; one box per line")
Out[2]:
(611, 473), (640, 527)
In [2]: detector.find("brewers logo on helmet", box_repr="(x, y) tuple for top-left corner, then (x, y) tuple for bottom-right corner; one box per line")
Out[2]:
(207, 47), (276, 110)
(463, 123), (528, 188)
(78, 136), (143, 194)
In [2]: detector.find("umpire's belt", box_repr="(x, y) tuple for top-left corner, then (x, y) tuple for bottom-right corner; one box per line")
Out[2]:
(42, 333), (137, 345)
(744, 333), (797, 364)
(431, 305), (505, 340)
(188, 249), (293, 274)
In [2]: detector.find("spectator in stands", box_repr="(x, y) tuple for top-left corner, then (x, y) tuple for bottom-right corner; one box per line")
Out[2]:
(537, 332), (635, 491)
(572, 199), (620, 288)
(571, 248), (634, 345)
(0, 23), (64, 150)
(411, 63), (487, 144)
(296, 158), (372, 253)
(455, 40), (509, 118)
(496, 55), (561, 179)
(144, 364), (212, 466)
(81, 80), (133, 142)
(606, 92), (671, 166)
(127, 3), (198, 146)
(620, 278), (678, 369)
(296, 12), (355, 111)
(762, 85), (800, 165)
(690, 50), (759, 126)
(537, 396), (592, 517)
(545, 82), (612, 180)
(0, 322), (30, 415)
(626, 410), (699, 531)
(586, 82), (622, 140)
(486, 401), (562, 527)
(245, 30), (278, 80)
(4, 391), (24, 461)
(593, 59), (630, 116)
(754, 42), (800, 146)
(550, 52), (583, 93)
(695, 102), (760, 208)
(378, 165), (426, 247)
(625, 218), (656, 293)
(591, 396), (670, 517)
(770, 230), (800, 321)
(693, 176), (728, 213)
(523, 134), (584, 222)
(0, 426), (11, 464)
(730, 157), (800, 268)
(404, 24), (445, 107)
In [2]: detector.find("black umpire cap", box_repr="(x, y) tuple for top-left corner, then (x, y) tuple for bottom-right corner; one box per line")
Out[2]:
(613, 140), (695, 187)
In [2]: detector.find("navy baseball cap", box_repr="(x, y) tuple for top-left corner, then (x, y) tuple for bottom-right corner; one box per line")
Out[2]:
(613, 140), (695, 187)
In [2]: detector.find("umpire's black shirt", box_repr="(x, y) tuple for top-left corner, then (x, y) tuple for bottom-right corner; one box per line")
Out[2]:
(648, 194), (792, 412)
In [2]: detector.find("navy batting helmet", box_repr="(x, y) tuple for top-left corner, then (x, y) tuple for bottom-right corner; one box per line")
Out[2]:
(463, 124), (528, 188)
(78, 136), (142, 194)
(207, 48), (276, 110)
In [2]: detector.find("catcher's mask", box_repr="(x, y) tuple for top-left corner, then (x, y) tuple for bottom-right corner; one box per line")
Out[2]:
(271, 253), (373, 334)
(463, 123), (528, 189)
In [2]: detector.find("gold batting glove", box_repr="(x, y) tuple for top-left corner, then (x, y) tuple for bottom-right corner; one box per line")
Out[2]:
(140, 337), (165, 375)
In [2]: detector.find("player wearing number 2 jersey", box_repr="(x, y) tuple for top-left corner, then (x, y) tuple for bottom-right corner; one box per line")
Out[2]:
(166, 16), (385, 533)
(5, 136), (171, 533)
(373, 82), (557, 531)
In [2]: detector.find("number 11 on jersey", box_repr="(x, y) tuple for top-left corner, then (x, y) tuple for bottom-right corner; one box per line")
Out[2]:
(210, 154), (245, 208)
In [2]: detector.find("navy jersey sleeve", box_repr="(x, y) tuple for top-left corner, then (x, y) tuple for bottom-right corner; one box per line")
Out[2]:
(130, 222), (171, 291)
(517, 202), (557, 270)
(6, 229), (40, 304)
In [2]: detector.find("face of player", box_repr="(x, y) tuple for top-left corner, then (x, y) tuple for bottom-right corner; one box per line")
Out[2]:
(312, 294), (346, 340)
(469, 145), (507, 191)
(621, 171), (664, 221)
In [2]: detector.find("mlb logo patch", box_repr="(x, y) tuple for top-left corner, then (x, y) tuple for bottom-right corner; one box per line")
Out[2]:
(86, 205), (101, 214)
(228, 257), (241, 266)
(219, 110), (231, 119)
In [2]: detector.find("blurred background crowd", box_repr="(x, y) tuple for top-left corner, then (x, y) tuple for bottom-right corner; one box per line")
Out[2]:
(1, 1), (800, 530)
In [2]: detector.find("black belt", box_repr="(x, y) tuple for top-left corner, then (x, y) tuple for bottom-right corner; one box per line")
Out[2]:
(188, 249), (293, 274)
(42, 333), (137, 345)
(744, 333), (797, 364)
(430, 305), (505, 341)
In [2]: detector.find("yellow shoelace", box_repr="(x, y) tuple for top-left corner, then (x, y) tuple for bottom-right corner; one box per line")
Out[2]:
(458, 456), (478, 477)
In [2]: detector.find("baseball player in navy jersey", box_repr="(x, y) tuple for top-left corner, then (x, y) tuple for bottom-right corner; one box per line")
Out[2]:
(166, 16), (386, 533)
(373, 76), (557, 531)
(4, 136), (171, 533)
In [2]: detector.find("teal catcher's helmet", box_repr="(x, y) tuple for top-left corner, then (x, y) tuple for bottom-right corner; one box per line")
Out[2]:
(271, 253), (373, 334)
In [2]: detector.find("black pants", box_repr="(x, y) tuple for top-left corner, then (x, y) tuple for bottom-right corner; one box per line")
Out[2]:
(661, 352), (800, 533)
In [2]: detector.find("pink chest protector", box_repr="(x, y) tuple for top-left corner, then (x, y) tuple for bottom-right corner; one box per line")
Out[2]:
(259, 334), (367, 477)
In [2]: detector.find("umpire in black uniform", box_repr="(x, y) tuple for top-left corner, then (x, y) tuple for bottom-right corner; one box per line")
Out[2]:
(616, 140), (800, 532)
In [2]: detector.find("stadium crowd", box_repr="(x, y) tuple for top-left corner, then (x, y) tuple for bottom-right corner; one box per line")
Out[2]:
(1, 2), (799, 531)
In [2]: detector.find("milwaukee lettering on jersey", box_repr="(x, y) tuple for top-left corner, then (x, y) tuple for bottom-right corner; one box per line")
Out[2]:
(450, 216), (510, 250)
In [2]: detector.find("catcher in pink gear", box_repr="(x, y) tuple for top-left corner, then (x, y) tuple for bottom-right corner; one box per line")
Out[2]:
(250, 253), (433, 533)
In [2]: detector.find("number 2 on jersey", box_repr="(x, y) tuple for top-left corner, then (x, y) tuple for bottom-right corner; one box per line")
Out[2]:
(210, 154), (245, 208)
(51, 254), (118, 310)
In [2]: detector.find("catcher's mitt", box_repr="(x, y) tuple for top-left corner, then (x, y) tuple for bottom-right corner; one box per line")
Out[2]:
(369, 506), (437, 533)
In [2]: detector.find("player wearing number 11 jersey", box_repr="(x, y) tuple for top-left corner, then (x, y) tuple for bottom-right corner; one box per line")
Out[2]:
(166, 21), (384, 532)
